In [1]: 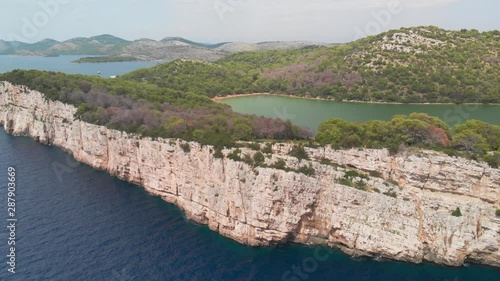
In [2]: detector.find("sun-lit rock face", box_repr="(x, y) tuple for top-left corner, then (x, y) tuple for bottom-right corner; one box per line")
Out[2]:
(1, 81), (499, 267)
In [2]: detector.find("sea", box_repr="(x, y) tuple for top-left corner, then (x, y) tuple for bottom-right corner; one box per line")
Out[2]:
(0, 56), (499, 281)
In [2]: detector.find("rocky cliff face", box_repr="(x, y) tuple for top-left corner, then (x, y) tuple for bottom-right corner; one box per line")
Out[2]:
(1, 81), (499, 267)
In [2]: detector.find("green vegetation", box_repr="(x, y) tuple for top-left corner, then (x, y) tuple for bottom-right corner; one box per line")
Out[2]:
(319, 158), (346, 169)
(246, 142), (261, 151)
(339, 172), (368, 191)
(316, 113), (500, 167)
(249, 158), (316, 176)
(1, 27), (499, 170)
(344, 170), (368, 180)
(297, 164), (315, 176)
(369, 171), (383, 178)
(227, 149), (242, 161)
(213, 148), (224, 159)
(496, 209), (500, 217)
(271, 159), (287, 170)
(253, 152), (265, 166)
(289, 145), (309, 160)
(383, 189), (398, 198)
(242, 154), (254, 166)
(452, 207), (462, 217)
(180, 143), (191, 153)
(72, 56), (140, 63)
(386, 179), (400, 186)
(0, 70), (310, 148)
(262, 143), (273, 154)
(122, 27), (500, 104)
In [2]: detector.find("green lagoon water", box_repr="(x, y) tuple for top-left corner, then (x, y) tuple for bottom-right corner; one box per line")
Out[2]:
(220, 95), (500, 132)
(1, 56), (499, 280)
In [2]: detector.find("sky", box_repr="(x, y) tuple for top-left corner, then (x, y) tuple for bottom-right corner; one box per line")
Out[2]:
(1, 0), (499, 44)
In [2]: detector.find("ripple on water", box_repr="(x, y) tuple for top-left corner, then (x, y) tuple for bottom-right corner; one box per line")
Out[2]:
(0, 130), (499, 281)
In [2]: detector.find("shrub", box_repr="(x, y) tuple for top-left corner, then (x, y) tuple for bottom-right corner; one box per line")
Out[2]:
(452, 207), (462, 217)
(495, 209), (500, 217)
(227, 149), (242, 161)
(304, 140), (320, 148)
(483, 152), (500, 168)
(242, 154), (254, 165)
(339, 178), (353, 187)
(344, 170), (368, 180)
(385, 178), (399, 186)
(253, 152), (265, 166)
(320, 158), (332, 165)
(355, 180), (367, 191)
(289, 145), (309, 160)
(383, 189), (397, 198)
(271, 174), (279, 181)
(297, 164), (315, 176)
(344, 170), (360, 179)
(213, 148), (224, 159)
(180, 143), (191, 153)
(262, 143), (273, 154)
(246, 142), (261, 151)
(271, 159), (287, 170)
(369, 170), (383, 178)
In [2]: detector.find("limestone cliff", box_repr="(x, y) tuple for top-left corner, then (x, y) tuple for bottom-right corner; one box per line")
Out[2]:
(1, 82), (499, 267)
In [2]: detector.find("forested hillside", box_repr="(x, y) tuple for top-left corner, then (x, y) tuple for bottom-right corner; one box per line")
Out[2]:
(1, 26), (499, 167)
(122, 26), (500, 103)
(0, 70), (311, 146)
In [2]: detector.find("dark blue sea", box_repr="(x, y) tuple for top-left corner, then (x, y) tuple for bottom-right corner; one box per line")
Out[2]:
(1, 130), (500, 281)
(1, 57), (499, 280)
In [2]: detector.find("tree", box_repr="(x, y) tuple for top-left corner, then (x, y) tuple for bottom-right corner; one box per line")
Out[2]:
(232, 123), (253, 141)
(289, 145), (309, 160)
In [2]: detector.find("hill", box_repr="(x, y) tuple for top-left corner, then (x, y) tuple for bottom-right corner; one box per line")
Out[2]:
(0, 35), (325, 62)
(122, 26), (500, 104)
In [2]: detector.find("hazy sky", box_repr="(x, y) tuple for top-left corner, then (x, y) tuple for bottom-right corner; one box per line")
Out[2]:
(1, 0), (499, 43)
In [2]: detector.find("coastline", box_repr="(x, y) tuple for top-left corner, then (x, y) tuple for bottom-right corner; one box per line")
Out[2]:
(1, 82), (499, 269)
(212, 93), (500, 106)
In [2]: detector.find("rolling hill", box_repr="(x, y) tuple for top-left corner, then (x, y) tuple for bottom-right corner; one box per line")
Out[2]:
(121, 26), (500, 104)
(0, 35), (326, 62)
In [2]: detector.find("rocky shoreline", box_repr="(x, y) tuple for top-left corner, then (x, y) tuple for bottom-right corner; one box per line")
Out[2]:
(1, 81), (499, 268)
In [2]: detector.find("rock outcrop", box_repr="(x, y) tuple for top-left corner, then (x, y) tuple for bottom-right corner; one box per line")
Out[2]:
(1, 82), (499, 267)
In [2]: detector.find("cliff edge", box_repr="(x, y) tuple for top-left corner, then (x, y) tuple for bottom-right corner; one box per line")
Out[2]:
(1, 82), (499, 267)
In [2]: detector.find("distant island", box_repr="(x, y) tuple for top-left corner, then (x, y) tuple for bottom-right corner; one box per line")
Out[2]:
(0, 34), (326, 62)
(72, 56), (141, 63)
(1, 25), (499, 269)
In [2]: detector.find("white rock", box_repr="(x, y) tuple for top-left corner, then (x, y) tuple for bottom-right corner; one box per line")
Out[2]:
(0, 81), (498, 267)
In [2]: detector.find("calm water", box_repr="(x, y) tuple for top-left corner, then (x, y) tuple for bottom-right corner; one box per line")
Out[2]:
(220, 95), (500, 131)
(0, 55), (164, 77)
(1, 129), (500, 281)
(0, 56), (499, 280)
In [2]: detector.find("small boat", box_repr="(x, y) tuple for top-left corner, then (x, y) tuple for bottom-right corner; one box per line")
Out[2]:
(97, 71), (101, 74)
